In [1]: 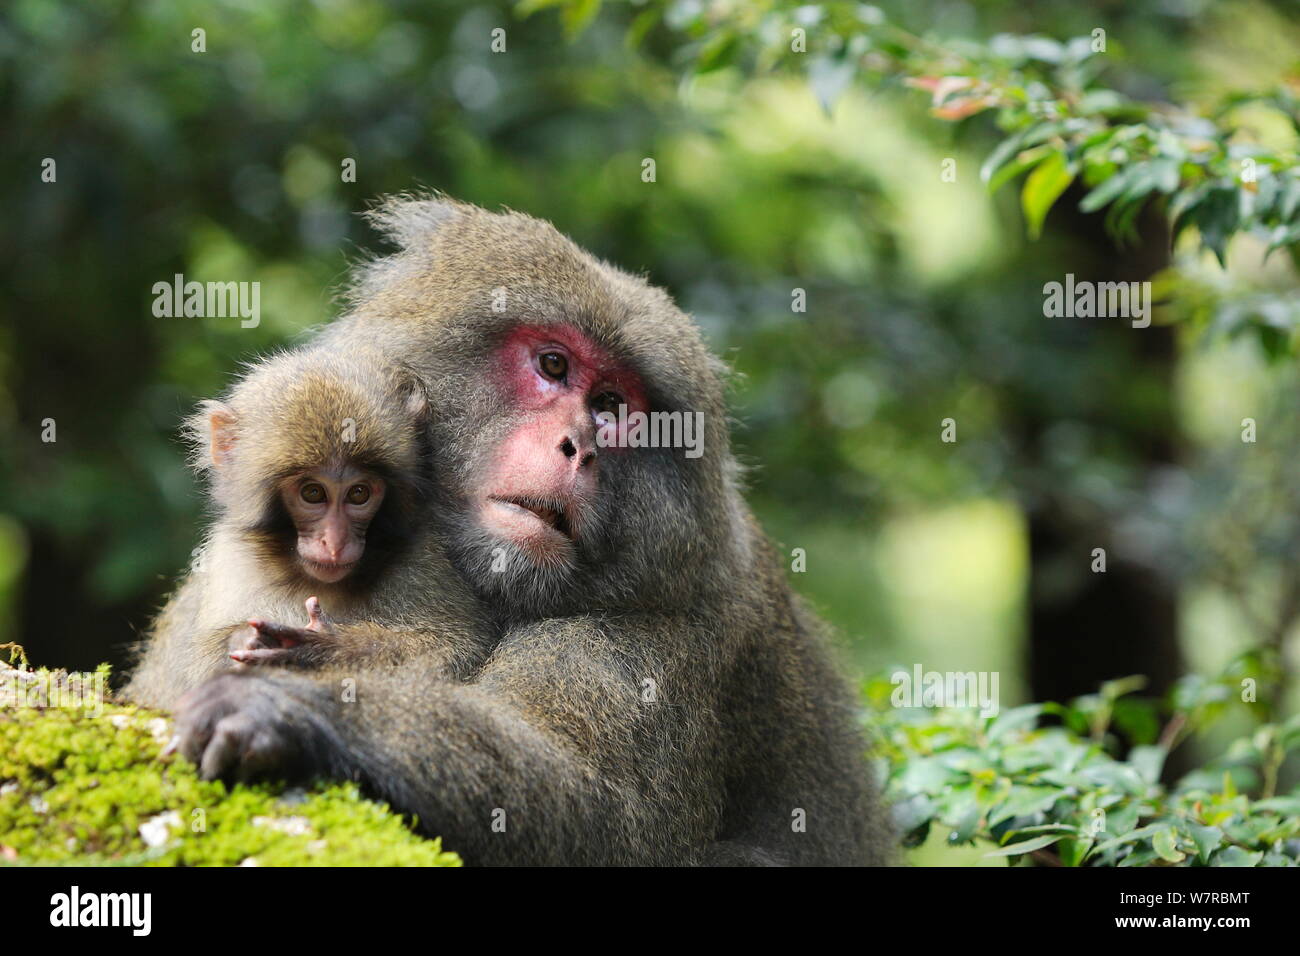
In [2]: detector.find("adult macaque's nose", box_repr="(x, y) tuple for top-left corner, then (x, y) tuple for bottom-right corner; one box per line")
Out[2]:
(559, 434), (597, 469)
(557, 405), (598, 468)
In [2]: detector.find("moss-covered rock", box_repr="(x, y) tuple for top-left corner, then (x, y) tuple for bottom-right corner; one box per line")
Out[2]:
(0, 658), (460, 866)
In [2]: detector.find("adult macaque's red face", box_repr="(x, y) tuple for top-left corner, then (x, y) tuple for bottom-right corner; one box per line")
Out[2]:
(281, 469), (387, 583)
(481, 325), (647, 564)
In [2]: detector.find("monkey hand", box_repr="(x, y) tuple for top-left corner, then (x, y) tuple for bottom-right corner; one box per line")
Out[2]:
(172, 672), (340, 783)
(230, 596), (339, 666)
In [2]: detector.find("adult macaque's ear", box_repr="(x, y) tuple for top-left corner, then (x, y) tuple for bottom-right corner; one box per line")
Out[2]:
(205, 402), (238, 469)
(363, 193), (464, 250)
(404, 383), (430, 423)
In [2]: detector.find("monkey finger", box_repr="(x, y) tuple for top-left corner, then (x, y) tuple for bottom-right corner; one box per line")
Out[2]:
(199, 719), (246, 781)
(241, 620), (286, 650)
(304, 596), (335, 632)
(235, 727), (292, 784)
(229, 647), (298, 665)
(174, 688), (230, 762)
(248, 620), (311, 647)
(239, 625), (274, 651)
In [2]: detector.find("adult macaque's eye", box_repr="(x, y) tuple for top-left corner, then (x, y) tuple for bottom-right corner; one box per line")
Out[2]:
(539, 352), (568, 380)
(300, 483), (326, 504)
(591, 391), (623, 415)
(346, 484), (371, 505)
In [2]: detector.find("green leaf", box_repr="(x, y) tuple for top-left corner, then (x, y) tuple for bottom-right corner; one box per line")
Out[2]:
(1148, 157), (1181, 194)
(1094, 822), (1165, 853)
(941, 787), (983, 844)
(1188, 824), (1224, 862)
(986, 703), (1043, 741)
(1103, 803), (1139, 839)
(981, 119), (1087, 185)
(981, 132), (1032, 186)
(983, 834), (1064, 858)
(986, 145), (1052, 194)
(1080, 762), (1147, 796)
(695, 30), (739, 73)
(560, 0), (602, 37)
(624, 6), (661, 50)
(1058, 835), (1094, 867)
(898, 755), (962, 793)
(1254, 796), (1300, 815)
(1195, 187), (1241, 266)
(1010, 823), (1079, 834)
(1021, 151), (1074, 240)
(1211, 846), (1264, 867)
(1278, 177), (1300, 220)
(1119, 848), (1161, 867)
(808, 54), (856, 116)
(946, 805), (982, 845)
(1100, 674), (1147, 701)
(1265, 221), (1300, 255)
(1128, 745), (1166, 785)
(892, 792), (935, 834)
(1079, 165), (1137, 213)
(990, 785), (1062, 826)
(1152, 827), (1185, 863)
(1112, 698), (1161, 745)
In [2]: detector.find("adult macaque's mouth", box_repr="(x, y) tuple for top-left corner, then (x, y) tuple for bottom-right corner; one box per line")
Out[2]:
(492, 496), (574, 539)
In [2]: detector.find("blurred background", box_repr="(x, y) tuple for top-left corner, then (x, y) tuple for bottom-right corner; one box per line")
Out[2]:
(2, 0), (1299, 824)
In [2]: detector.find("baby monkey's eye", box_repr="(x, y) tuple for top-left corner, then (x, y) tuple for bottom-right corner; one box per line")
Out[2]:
(346, 484), (371, 505)
(539, 352), (568, 380)
(300, 483), (327, 504)
(591, 391), (624, 415)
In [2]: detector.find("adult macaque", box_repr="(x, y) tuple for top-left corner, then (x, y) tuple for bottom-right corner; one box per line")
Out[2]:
(165, 197), (893, 865)
(125, 347), (488, 709)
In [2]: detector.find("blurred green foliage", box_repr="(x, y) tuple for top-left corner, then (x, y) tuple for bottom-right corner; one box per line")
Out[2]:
(640, 1), (1300, 265)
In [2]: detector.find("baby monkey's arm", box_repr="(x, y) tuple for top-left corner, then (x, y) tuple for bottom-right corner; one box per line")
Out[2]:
(230, 597), (485, 678)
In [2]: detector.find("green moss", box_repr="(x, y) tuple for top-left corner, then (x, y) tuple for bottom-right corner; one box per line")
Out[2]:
(0, 661), (460, 867)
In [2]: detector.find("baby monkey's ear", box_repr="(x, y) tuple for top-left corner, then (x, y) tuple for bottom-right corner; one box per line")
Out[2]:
(190, 399), (238, 470)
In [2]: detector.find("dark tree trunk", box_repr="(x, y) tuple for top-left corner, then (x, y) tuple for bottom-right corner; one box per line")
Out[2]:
(1022, 195), (1183, 767)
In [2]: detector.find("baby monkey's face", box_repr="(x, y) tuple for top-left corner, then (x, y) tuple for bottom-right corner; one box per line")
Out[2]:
(280, 466), (387, 583)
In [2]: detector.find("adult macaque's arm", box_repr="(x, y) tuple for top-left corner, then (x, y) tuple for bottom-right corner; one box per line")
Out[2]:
(174, 617), (713, 865)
